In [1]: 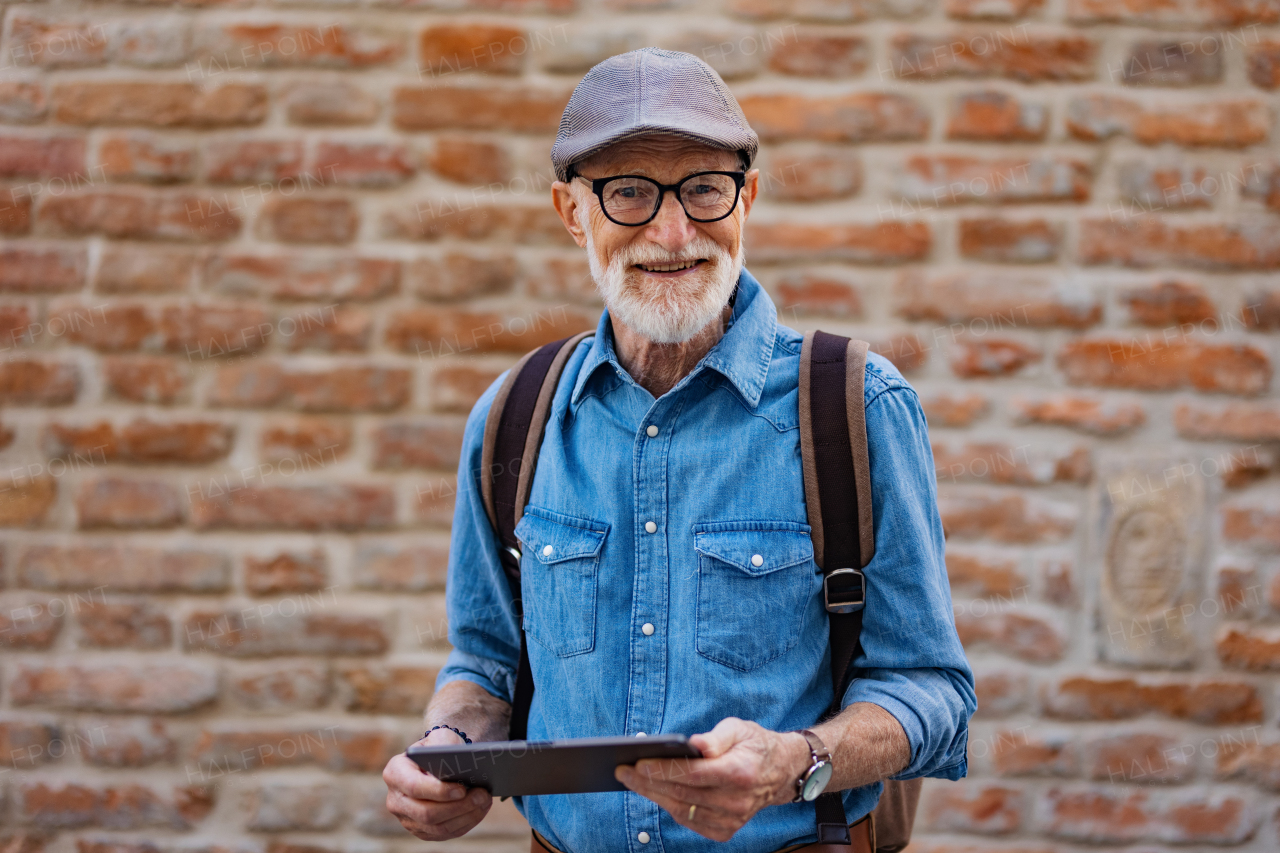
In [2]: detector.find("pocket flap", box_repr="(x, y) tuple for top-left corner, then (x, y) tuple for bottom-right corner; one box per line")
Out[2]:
(692, 522), (814, 576)
(515, 508), (608, 566)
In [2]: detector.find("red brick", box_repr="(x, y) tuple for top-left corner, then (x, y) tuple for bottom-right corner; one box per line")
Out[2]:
(1247, 40), (1280, 88)
(99, 133), (196, 183)
(337, 664), (440, 713)
(1082, 219), (1280, 270)
(53, 302), (153, 352)
(7, 15), (108, 67)
(0, 134), (86, 180)
(974, 667), (1029, 717)
(951, 337), (1042, 377)
(0, 360), (79, 404)
(190, 485), (395, 531)
(102, 356), (188, 404)
(740, 93), (928, 142)
(767, 31), (868, 76)
(96, 246), (197, 294)
(1068, 0), (1280, 26)
(372, 418), (466, 470)
(518, 256), (597, 308)
(946, 0), (1044, 17)
(1117, 163), (1218, 212)
(197, 24), (403, 68)
(0, 81), (48, 123)
(1067, 95), (1269, 147)
(1216, 739), (1280, 790)
(189, 727), (396, 773)
(0, 189), (33, 235)
(1122, 280), (1217, 325)
(75, 478), (182, 529)
(258, 197), (357, 244)
(1012, 394), (1145, 435)
(1086, 732), (1194, 783)
(386, 305), (596, 356)
(52, 82), (268, 127)
(958, 218), (1059, 263)
(947, 91), (1047, 141)
(353, 542), (449, 592)
(1176, 402), (1280, 441)
(39, 191), (241, 242)
(897, 271), (1098, 328)
(11, 663), (219, 713)
(773, 272), (863, 318)
(17, 782), (212, 830)
(76, 600), (172, 650)
(227, 662), (330, 711)
(899, 155), (1091, 204)
(315, 141), (414, 188)
(0, 478), (57, 527)
(431, 364), (505, 413)
(1218, 623), (1280, 669)
(759, 146), (862, 202)
(746, 221), (929, 264)
(184, 608), (390, 656)
(426, 134), (513, 185)
(291, 366), (412, 412)
(0, 721), (60, 767)
(78, 718), (175, 767)
(939, 489), (1076, 543)
(955, 610), (1065, 662)
(946, 549), (1025, 597)
(46, 419), (234, 463)
(204, 252), (399, 301)
(383, 202), (575, 245)
(260, 417), (352, 463)
(244, 550), (329, 595)
(1120, 39), (1223, 85)
(923, 781), (1023, 833)
(1243, 288), (1280, 328)
(1042, 674), (1263, 723)
(18, 545), (228, 591)
(1216, 561), (1261, 616)
(935, 441), (1090, 485)
(0, 593), (63, 648)
(247, 783), (341, 831)
(407, 253), (516, 301)
(284, 81), (380, 126)
(1040, 785), (1257, 844)
(870, 334), (928, 374)
(0, 245), (87, 294)
(393, 84), (570, 132)
(891, 32), (1095, 81)
(418, 22), (526, 74)
(1057, 337), (1270, 395)
(921, 392), (989, 427)
(990, 729), (1076, 776)
(203, 139), (303, 185)
(282, 305), (370, 353)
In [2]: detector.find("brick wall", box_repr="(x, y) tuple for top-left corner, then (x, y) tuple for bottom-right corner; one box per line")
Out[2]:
(1, 0), (1278, 850)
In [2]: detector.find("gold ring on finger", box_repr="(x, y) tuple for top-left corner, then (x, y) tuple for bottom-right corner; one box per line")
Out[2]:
(687, 803), (697, 821)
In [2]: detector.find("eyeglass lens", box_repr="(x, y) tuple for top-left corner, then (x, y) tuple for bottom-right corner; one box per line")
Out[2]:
(600, 174), (738, 224)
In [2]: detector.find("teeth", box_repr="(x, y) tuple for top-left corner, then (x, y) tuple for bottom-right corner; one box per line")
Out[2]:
(638, 261), (699, 272)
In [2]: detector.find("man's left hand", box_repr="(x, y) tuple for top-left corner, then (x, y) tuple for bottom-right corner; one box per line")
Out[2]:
(614, 717), (808, 842)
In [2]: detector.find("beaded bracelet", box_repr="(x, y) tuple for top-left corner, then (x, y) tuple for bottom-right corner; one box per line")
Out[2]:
(422, 724), (472, 744)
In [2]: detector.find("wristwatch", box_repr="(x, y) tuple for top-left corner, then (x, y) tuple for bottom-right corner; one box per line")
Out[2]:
(791, 729), (834, 802)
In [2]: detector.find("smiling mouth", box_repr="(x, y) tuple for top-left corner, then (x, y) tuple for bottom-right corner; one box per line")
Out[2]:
(635, 259), (705, 273)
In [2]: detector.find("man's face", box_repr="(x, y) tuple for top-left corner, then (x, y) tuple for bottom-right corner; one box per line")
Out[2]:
(552, 135), (759, 344)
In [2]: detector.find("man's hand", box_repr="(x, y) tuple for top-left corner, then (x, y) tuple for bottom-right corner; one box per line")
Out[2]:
(382, 728), (493, 841)
(614, 717), (809, 843)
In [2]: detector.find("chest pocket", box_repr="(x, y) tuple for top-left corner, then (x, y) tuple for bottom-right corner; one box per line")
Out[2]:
(514, 506), (609, 657)
(692, 521), (816, 672)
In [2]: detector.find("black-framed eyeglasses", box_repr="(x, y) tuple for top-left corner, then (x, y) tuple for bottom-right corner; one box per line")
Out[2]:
(570, 170), (746, 226)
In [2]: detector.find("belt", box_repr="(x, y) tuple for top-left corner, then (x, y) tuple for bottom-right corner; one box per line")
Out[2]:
(531, 812), (874, 853)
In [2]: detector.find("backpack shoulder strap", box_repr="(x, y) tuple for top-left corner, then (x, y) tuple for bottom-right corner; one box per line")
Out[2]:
(799, 329), (876, 846)
(479, 330), (593, 739)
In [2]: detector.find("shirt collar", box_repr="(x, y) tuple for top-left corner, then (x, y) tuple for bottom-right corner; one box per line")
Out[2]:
(569, 267), (776, 410)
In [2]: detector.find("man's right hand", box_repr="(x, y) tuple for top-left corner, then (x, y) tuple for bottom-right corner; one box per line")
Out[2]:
(383, 728), (493, 841)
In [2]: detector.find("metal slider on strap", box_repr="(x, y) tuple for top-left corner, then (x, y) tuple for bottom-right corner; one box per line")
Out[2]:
(823, 568), (865, 614)
(504, 546), (521, 562)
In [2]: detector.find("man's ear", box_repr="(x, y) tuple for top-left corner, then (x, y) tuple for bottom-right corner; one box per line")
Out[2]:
(740, 168), (760, 219)
(551, 180), (589, 249)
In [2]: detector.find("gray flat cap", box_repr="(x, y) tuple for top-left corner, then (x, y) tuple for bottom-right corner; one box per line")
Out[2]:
(550, 47), (759, 182)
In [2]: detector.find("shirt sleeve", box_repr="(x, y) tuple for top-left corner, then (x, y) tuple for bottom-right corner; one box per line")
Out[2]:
(434, 372), (522, 706)
(840, 384), (976, 781)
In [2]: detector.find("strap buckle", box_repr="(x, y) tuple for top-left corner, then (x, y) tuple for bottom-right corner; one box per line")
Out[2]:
(823, 568), (864, 614)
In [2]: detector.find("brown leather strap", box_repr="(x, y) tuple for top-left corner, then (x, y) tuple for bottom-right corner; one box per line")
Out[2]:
(530, 813), (873, 853)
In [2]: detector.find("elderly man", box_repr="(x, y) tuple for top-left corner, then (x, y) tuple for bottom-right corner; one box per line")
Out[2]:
(383, 48), (974, 853)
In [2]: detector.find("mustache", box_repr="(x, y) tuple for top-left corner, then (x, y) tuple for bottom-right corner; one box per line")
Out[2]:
(613, 237), (728, 268)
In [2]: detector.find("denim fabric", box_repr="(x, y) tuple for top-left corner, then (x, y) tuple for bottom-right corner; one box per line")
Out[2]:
(437, 268), (975, 853)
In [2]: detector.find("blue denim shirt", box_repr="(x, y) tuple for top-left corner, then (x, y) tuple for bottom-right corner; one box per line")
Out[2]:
(437, 268), (975, 853)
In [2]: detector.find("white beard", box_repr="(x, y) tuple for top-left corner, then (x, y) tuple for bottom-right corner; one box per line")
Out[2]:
(582, 216), (744, 345)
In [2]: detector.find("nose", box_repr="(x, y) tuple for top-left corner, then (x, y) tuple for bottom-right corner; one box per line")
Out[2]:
(642, 189), (698, 254)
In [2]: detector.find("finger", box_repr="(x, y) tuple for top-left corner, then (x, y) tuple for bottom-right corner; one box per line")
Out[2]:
(689, 717), (748, 760)
(632, 753), (745, 789)
(388, 788), (481, 827)
(385, 752), (469, 802)
(637, 787), (737, 839)
(620, 765), (739, 813)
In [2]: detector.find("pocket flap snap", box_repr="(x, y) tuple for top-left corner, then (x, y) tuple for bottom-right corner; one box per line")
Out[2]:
(515, 508), (608, 566)
(692, 522), (814, 576)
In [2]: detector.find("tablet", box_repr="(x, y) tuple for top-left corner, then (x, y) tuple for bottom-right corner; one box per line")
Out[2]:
(406, 734), (702, 797)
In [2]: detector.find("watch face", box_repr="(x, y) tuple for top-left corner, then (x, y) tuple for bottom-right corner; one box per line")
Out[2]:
(801, 761), (833, 801)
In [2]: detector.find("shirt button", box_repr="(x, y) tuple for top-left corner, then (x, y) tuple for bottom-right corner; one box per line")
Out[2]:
(542, 545), (554, 557)
(645, 521), (657, 533)
(751, 554), (763, 567)
(646, 425), (659, 437)
(642, 622), (655, 635)
(638, 831), (650, 843)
